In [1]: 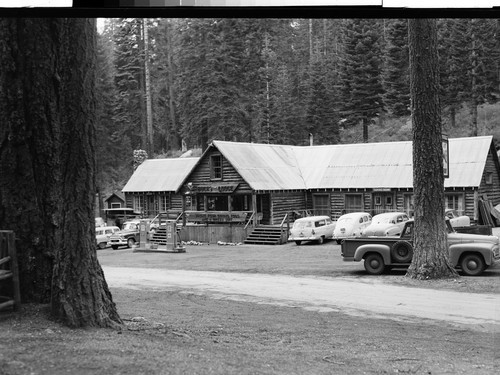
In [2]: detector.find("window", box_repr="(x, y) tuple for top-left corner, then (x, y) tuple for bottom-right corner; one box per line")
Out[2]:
(160, 195), (169, 212)
(315, 220), (326, 227)
(232, 195), (251, 211)
(111, 202), (122, 208)
(485, 172), (493, 185)
(210, 154), (223, 180)
(207, 195), (228, 211)
(445, 193), (464, 213)
(374, 196), (382, 206)
(133, 195), (144, 213)
(313, 194), (330, 216)
(385, 196), (393, 206)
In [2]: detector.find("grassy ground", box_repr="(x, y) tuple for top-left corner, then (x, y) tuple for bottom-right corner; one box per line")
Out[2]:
(1, 241), (499, 375)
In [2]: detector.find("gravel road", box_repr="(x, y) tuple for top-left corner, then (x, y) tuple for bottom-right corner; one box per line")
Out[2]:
(103, 266), (500, 332)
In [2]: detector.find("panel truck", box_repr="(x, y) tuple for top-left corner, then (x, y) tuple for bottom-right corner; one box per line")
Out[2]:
(341, 219), (500, 276)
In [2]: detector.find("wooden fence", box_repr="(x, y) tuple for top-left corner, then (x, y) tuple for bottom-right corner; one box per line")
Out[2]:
(179, 224), (250, 244)
(0, 231), (21, 311)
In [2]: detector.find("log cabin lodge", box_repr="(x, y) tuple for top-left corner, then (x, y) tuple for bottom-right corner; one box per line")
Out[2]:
(121, 136), (500, 244)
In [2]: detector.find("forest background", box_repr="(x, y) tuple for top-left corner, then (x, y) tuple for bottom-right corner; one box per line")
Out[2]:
(96, 18), (500, 201)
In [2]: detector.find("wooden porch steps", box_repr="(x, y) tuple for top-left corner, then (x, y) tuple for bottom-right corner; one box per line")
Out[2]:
(244, 226), (284, 245)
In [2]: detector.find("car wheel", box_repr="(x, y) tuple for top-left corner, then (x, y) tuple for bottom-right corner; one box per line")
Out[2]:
(127, 238), (136, 248)
(460, 253), (485, 276)
(364, 253), (385, 275)
(295, 240), (302, 246)
(111, 245), (118, 250)
(391, 241), (413, 263)
(98, 242), (106, 250)
(317, 236), (324, 245)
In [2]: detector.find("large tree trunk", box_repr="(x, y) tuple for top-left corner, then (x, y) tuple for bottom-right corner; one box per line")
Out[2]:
(143, 18), (154, 155)
(0, 18), (122, 327)
(407, 19), (458, 280)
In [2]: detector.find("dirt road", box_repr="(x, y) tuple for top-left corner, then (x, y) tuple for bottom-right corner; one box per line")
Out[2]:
(103, 266), (500, 332)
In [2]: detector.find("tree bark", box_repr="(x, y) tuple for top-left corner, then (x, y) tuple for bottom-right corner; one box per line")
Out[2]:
(406, 19), (458, 279)
(143, 18), (154, 155)
(0, 18), (122, 327)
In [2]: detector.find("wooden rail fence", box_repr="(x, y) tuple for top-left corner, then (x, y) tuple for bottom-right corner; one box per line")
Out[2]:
(0, 231), (21, 311)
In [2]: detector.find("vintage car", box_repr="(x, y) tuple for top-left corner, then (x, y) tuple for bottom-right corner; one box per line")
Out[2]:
(445, 209), (470, 228)
(288, 215), (336, 245)
(95, 226), (120, 249)
(333, 212), (372, 244)
(362, 212), (410, 237)
(341, 219), (500, 276)
(107, 219), (142, 249)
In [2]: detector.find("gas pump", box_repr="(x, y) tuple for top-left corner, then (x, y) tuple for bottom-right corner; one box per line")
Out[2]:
(163, 219), (186, 252)
(135, 214), (185, 253)
(139, 219), (150, 248)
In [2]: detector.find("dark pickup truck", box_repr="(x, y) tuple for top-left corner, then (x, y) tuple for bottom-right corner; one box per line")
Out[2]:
(341, 219), (500, 276)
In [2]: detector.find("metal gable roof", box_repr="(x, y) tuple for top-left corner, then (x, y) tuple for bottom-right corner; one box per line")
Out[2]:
(122, 136), (494, 193)
(122, 157), (199, 193)
(213, 141), (307, 191)
(294, 141), (414, 189)
(215, 136), (493, 190)
(445, 135), (493, 188)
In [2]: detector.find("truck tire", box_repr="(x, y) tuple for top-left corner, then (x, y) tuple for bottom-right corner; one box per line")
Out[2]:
(98, 242), (106, 250)
(364, 253), (385, 275)
(295, 240), (302, 245)
(391, 240), (413, 263)
(460, 253), (485, 276)
(317, 236), (324, 245)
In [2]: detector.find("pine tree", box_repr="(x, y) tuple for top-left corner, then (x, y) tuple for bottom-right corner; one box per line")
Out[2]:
(113, 18), (147, 150)
(407, 18), (458, 280)
(383, 19), (410, 117)
(339, 19), (385, 142)
(95, 21), (133, 198)
(0, 18), (122, 327)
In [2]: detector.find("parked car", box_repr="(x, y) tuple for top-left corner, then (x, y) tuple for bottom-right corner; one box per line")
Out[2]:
(362, 212), (410, 237)
(341, 219), (500, 276)
(95, 226), (120, 249)
(107, 219), (142, 250)
(288, 215), (336, 245)
(445, 209), (471, 227)
(333, 212), (372, 244)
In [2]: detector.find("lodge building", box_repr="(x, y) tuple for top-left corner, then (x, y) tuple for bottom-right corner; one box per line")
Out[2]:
(122, 136), (500, 243)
